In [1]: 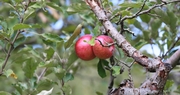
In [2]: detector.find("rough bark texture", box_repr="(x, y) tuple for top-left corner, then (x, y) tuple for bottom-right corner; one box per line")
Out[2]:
(85, 0), (180, 95)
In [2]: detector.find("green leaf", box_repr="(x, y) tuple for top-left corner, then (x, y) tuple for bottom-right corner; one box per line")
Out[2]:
(63, 73), (74, 82)
(56, 41), (65, 58)
(119, 2), (143, 8)
(13, 23), (31, 30)
(55, 69), (66, 80)
(97, 59), (106, 78)
(24, 8), (35, 22)
(23, 58), (38, 78)
(46, 2), (63, 12)
(96, 91), (103, 95)
(85, 37), (95, 46)
(14, 36), (26, 48)
(45, 47), (54, 61)
(134, 40), (147, 50)
(112, 66), (120, 76)
(66, 50), (78, 68)
(0, 91), (12, 95)
(39, 61), (58, 68)
(41, 33), (62, 42)
(65, 24), (82, 49)
(67, 1), (89, 14)
(164, 80), (174, 91)
(4, 69), (14, 78)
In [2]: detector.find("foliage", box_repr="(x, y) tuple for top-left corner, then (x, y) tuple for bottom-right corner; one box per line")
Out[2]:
(0, 0), (179, 95)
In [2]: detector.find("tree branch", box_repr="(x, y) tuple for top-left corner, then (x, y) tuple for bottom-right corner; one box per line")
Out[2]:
(166, 49), (180, 68)
(0, 0), (31, 75)
(85, 0), (179, 94)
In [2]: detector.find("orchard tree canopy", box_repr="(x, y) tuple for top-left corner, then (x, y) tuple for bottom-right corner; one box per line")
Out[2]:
(0, 0), (180, 95)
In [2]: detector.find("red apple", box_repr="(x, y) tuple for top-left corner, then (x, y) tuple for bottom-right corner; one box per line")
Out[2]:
(93, 35), (115, 59)
(75, 34), (96, 61)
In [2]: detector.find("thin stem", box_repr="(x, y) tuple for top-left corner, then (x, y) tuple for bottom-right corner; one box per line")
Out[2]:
(37, 68), (48, 83)
(0, 0), (31, 75)
(162, 37), (180, 58)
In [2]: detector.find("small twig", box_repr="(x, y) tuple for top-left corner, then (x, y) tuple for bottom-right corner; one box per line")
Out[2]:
(107, 71), (115, 95)
(110, 12), (121, 21)
(123, 29), (136, 36)
(0, 0), (31, 75)
(96, 39), (116, 47)
(128, 61), (135, 87)
(120, 0), (180, 23)
(37, 68), (48, 83)
(162, 37), (180, 58)
(107, 56), (116, 95)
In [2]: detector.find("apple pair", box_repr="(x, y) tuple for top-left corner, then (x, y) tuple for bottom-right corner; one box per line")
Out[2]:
(75, 34), (115, 61)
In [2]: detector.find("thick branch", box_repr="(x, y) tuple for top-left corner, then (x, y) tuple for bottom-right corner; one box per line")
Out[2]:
(85, 0), (176, 95)
(85, 0), (160, 72)
(166, 49), (180, 68)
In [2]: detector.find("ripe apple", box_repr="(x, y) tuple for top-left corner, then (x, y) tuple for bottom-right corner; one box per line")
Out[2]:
(75, 34), (96, 61)
(93, 35), (115, 59)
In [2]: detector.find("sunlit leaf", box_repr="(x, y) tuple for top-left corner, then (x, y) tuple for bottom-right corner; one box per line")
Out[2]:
(4, 69), (17, 79)
(13, 23), (31, 30)
(41, 33), (62, 42)
(65, 24), (82, 49)
(119, 2), (148, 8)
(112, 66), (120, 76)
(37, 88), (53, 95)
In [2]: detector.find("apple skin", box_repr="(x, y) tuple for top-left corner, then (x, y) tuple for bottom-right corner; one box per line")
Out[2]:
(93, 35), (115, 59)
(75, 34), (96, 61)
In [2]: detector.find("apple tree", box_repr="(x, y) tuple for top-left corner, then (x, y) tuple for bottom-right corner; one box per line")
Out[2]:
(0, 0), (180, 95)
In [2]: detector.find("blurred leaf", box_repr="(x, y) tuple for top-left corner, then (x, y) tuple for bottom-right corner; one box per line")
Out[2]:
(134, 20), (143, 30)
(45, 47), (54, 61)
(0, 91), (12, 95)
(140, 14), (151, 23)
(112, 66), (120, 76)
(55, 69), (66, 80)
(24, 8), (35, 22)
(164, 80), (174, 91)
(41, 33), (62, 42)
(134, 40), (147, 50)
(4, 69), (17, 79)
(14, 36), (26, 48)
(96, 91), (103, 95)
(37, 79), (57, 91)
(63, 73), (74, 82)
(67, 1), (89, 14)
(62, 84), (72, 95)
(46, 2), (62, 12)
(37, 88), (53, 95)
(13, 23), (31, 30)
(97, 59), (106, 78)
(23, 58), (38, 78)
(66, 50), (78, 68)
(119, 2), (148, 8)
(39, 61), (58, 68)
(56, 41), (65, 57)
(65, 24), (82, 49)
(86, 37), (95, 46)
